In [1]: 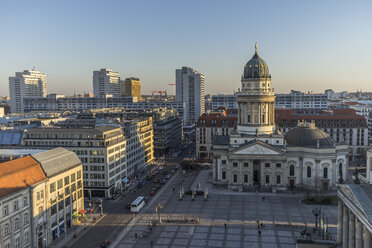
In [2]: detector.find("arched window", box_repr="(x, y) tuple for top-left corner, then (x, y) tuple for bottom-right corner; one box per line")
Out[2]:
(307, 166), (311, 178)
(290, 165), (295, 176)
(324, 167), (328, 179)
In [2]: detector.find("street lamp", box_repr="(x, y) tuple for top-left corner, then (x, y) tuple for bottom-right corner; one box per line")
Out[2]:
(312, 208), (321, 230)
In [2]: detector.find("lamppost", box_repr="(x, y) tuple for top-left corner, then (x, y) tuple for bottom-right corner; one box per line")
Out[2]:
(312, 208), (321, 230)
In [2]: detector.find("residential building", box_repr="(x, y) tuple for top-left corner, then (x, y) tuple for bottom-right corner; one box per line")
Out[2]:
(31, 148), (84, 245)
(176, 66), (205, 124)
(23, 126), (126, 198)
(0, 148), (84, 248)
(275, 90), (328, 109)
(93, 69), (120, 97)
(211, 94), (238, 111)
(152, 108), (183, 157)
(123, 117), (154, 177)
(0, 157), (42, 248)
(275, 108), (368, 160)
(212, 44), (348, 191)
(23, 95), (136, 113)
(196, 108), (237, 159)
(120, 77), (141, 100)
(9, 70), (47, 113)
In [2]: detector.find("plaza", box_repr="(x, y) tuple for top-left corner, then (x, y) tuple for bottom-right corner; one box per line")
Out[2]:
(115, 170), (338, 248)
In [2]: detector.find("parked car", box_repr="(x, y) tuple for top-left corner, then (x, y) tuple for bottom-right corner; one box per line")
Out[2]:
(150, 191), (155, 196)
(159, 166), (164, 170)
(153, 179), (159, 184)
(160, 179), (166, 185)
(165, 174), (171, 179)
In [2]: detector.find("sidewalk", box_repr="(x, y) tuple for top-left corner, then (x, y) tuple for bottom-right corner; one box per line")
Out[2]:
(52, 213), (106, 248)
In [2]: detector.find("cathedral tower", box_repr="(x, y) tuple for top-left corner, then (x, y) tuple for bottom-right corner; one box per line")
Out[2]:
(237, 43), (276, 136)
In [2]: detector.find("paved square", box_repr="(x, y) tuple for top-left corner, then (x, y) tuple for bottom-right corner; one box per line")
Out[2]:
(117, 171), (338, 248)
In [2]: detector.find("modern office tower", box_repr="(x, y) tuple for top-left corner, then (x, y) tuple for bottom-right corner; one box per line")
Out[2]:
(9, 70), (47, 113)
(93, 69), (120, 97)
(120, 77), (141, 100)
(23, 126), (126, 198)
(176, 67), (205, 124)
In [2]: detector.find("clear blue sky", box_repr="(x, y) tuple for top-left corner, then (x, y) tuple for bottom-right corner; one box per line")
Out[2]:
(1, 0), (371, 95)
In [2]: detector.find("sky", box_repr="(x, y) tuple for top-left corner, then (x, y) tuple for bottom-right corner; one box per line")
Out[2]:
(0, 0), (371, 96)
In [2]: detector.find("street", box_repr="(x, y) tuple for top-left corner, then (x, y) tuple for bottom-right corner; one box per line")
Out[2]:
(67, 143), (193, 248)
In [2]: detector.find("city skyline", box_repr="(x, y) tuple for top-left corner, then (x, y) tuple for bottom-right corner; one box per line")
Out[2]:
(1, 0), (372, 96)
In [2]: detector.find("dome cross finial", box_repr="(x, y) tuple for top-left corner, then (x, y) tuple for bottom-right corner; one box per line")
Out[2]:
(255, 42), (258, 54)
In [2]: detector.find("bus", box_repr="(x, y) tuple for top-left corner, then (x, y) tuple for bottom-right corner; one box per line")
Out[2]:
(130, 196), (145, 213)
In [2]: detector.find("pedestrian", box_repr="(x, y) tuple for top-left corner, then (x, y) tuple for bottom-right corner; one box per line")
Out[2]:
(135, 233), (138, 239)
(84, 223), (87, 230)
(150, 241), (154, 246)
(224, 223), (227, 229)
(258, 230), (261, 235)
(260, 223), (263, 229)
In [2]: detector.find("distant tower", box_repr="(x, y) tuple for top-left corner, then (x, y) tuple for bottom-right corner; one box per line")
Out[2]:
(9, 70), (47, 113)
(120, 77), (141, 101)
(237, 43), (275, 135)
(175, 67), (205, 124)
(93, 69), (120, 97)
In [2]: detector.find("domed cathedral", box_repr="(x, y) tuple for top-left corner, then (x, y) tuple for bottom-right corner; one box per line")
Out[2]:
(212, 44), (349, 191)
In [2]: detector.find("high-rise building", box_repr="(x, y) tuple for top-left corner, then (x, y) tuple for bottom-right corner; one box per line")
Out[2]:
(9, 70), (47, 113)
(176, 67), (205, 124)
(93, 69), (120, 97)
(120, 77), (141, 100)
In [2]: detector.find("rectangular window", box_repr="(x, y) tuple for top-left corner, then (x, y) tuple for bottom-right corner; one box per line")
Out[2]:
(65, 176), (70, 186)
(71, 173), (76, 182)
(244, 175), (248, 183)
(77, 170), (82, 179)
(25, 231), (30, 243)
(65, 186), (70, 196)
(277, 175), (281, 184)
(24, 213), (29, 224)
(265, 163), (270, 168)
(15, 237), (20, 248)
(50, 182), (56, 193)
(221, 160), (226, 165)
(266, 175), (270, 184)
(276, 163), (281, 168)
(233, 174), (238, 183)
(222, 171), (226, 180)
(3, 205), (8, 216)
(244, 163), (249, 167)
(57, 179), (63, 189)
(13, 201), (18, 211)
(23, 196), (28, 206)
(233, 162), (238, 167)
(247, 115), (251, 123)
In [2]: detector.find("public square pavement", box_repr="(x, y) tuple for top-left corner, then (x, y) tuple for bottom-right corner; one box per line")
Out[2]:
(116, 171), (338, 248)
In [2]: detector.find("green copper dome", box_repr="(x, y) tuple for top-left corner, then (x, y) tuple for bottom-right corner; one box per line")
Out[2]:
(243, 43), (270, 79)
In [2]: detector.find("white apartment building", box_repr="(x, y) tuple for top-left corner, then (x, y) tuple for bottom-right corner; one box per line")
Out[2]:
(176, 67), (205, 124)
(275, 90), (328, 109)
(9, 70), (47, 113)
(0, 187), (32, 248)
(23, 126), (126, 198)
(211, 94), (238, 111)
(93, 69), (121, 97)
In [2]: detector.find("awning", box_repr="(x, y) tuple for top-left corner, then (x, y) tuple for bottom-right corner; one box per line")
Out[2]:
(78, 210), (87, 214)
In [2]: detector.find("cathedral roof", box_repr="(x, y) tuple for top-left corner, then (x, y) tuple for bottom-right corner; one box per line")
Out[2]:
(285, 122), (334, 148)
(243, 43), (270, 79)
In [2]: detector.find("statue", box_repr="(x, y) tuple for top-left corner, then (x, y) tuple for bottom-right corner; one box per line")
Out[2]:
(255, 42), (258, 54)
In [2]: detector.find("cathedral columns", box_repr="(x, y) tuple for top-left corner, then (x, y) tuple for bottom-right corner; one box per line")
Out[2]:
(342, 204), (349, 248)
(355, 218), (362, 248)
(363, 226), (371, 248)
(337, 201), (343, 244)
(349, 210), (355, 248)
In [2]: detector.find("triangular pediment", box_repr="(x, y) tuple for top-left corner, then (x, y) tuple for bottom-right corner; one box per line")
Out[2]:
(231, 140), (284, 155)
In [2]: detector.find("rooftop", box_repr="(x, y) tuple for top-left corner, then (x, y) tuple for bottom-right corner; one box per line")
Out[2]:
(0, 156), (46, 198)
